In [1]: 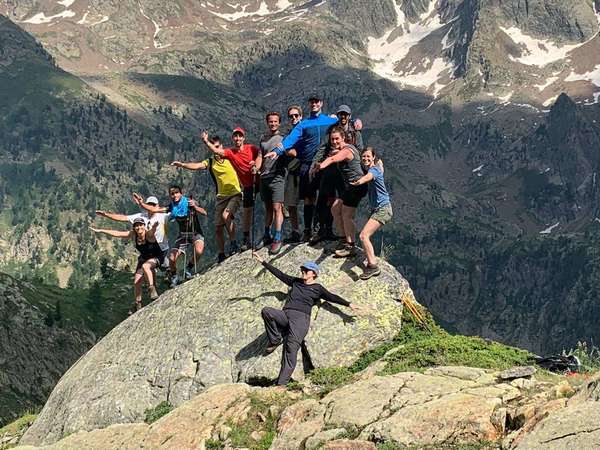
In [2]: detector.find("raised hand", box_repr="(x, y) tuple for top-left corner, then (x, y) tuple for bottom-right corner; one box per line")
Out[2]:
(132, 192), (143, 205)
(171, 161), (184, 168)
(200, 131), (209, 142)
(264, 151), (278, 160)
(89, 226), (100, 233)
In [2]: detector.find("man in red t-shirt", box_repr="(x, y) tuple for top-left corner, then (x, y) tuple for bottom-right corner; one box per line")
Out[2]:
(202, 127), (260, 250)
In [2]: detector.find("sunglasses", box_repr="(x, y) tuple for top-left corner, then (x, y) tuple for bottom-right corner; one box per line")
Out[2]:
(288, 113), (300, 119)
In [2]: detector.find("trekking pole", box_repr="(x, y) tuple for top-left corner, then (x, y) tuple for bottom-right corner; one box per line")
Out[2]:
(190, 194), (197, 276)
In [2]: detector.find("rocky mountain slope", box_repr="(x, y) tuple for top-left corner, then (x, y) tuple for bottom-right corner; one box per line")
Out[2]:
(0, 273), (95, 426)
(1, 0), (600, 357)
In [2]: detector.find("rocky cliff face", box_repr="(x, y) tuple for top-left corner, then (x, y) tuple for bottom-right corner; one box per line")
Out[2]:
(0, 273), (95, 425)
(20, 244), (410, 445)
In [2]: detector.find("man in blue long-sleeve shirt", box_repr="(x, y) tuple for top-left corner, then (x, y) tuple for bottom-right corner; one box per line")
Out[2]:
(252, 251), (365, 386)
(265, 92), (338, 242)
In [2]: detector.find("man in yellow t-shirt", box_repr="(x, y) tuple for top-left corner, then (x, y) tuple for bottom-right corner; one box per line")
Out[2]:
(171, 136), (242, 263)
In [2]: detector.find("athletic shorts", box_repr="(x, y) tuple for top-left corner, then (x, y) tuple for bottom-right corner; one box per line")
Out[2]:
(215, 193), (242, 226)
(284, 172), (300, 207)
(135, 252), (167, 273)
(319, 166), (344, 202)
(299, 171), (320, 200)
(173, 232), (204, 254)
(341, 184), (368, 208)
(260, 175), (285, 204)
(242, 185), (257, 208)
(370, 204), (393, 225)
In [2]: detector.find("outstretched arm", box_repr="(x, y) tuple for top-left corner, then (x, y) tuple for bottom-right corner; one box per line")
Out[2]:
(319, 286), (368, 316)
(132, 192), (167, 214)
(188, 198), (207, 216)
(350, 172), (374, 186)
(252, 252), (295, 286)
(95, 210), (129, 222)
(90, 226), (132, 239)
(201, 131), (225, 157)
(317, 147), (352, 170)
(171, 161), (208, 171)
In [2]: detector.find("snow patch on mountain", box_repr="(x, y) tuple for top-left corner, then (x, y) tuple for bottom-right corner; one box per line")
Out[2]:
(57, 0), (75, 7)
(138, 1), (170, 49)
(23, 10), (76, 24)
(367, 0), (453, 95)
(565, 64), (600, 87)
(209, 0), (294, 21)
(535, 76), (559, 92)
(540, 222), (560, 234)
(77, 12), (109, 26)
(500, 26), (584, 66)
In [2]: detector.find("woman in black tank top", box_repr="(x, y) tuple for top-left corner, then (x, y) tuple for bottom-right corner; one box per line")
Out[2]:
(90, 218), (164, 312)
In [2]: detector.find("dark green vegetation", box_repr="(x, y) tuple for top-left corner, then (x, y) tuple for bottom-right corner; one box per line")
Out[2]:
(144, 401), (173, 424)
(307, 308), (532, 393)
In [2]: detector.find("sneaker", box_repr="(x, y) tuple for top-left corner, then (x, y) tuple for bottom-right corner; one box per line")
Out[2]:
(334, 244), (357, 258)
(284, 230), (301, 244)
(170, 275), (180, 288)
(217, 253), (227, 264)
(269, 240), (282, 255)
(301, 229), (312, 243)
(184, 270), (194, 280)
(227, 240), (239, 255)
(360, 265), (381, 280)
(148, 286), (159, 300)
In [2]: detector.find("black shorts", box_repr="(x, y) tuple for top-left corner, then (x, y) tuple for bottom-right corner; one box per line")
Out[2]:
(319, 166), (344, 202)
(260, 175), (285, 204)
(242, 185), (257, 208)
(135, 251), (167, 272)
(299, 171), (320, 200)
(341, 184), (367, 208)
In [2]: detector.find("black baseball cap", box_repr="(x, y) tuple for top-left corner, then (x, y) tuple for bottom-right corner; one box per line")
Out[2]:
(307, 91), (323, 101)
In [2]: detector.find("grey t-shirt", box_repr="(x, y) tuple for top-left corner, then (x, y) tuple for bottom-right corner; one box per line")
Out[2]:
(260, 132), (286, 179)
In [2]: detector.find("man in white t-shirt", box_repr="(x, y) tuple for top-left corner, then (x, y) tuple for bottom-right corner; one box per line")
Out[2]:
(95, 195), (170, 253)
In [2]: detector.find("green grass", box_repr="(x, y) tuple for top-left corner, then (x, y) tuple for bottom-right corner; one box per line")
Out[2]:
(144, 401), (173, 424)
(308, 309), (532, 391)
(0, 412), (37, 449)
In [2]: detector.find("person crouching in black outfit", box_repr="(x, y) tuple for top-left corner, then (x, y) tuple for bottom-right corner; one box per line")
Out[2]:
(252, 251), (366, 386)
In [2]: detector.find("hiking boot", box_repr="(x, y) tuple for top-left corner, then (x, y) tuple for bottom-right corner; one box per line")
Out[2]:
(301, 229), (312, 243)
(262, 234), (273, 247)
(217, 253), (227, 264)
(148, 285), (159, 300)
(184, 269), (194, 280)
(240, 238), (252, 252)
(263, 341), (282, 355)
(334, 244), (357, 258)
(128, 299), (143, 315)
(269, 240), (282, 255)
(323, 229), (338, 242)
(227, 240), (239, 255)
(284, 230), (301, 244)
(360, 264), (381, 280)
(170, 275), (180, 288)
(308, 230), (326, 247)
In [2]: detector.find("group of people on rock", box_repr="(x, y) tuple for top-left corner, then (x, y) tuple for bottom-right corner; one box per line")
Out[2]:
(90, 92), (393, 313)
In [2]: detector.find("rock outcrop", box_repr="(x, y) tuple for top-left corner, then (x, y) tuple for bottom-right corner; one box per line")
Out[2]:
(15, 365), (579, 450)
(21, 244), (409, 445)
(513, 374), (600, 449)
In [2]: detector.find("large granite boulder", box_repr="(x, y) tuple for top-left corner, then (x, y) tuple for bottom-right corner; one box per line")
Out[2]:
(21, 244), (409, 445)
